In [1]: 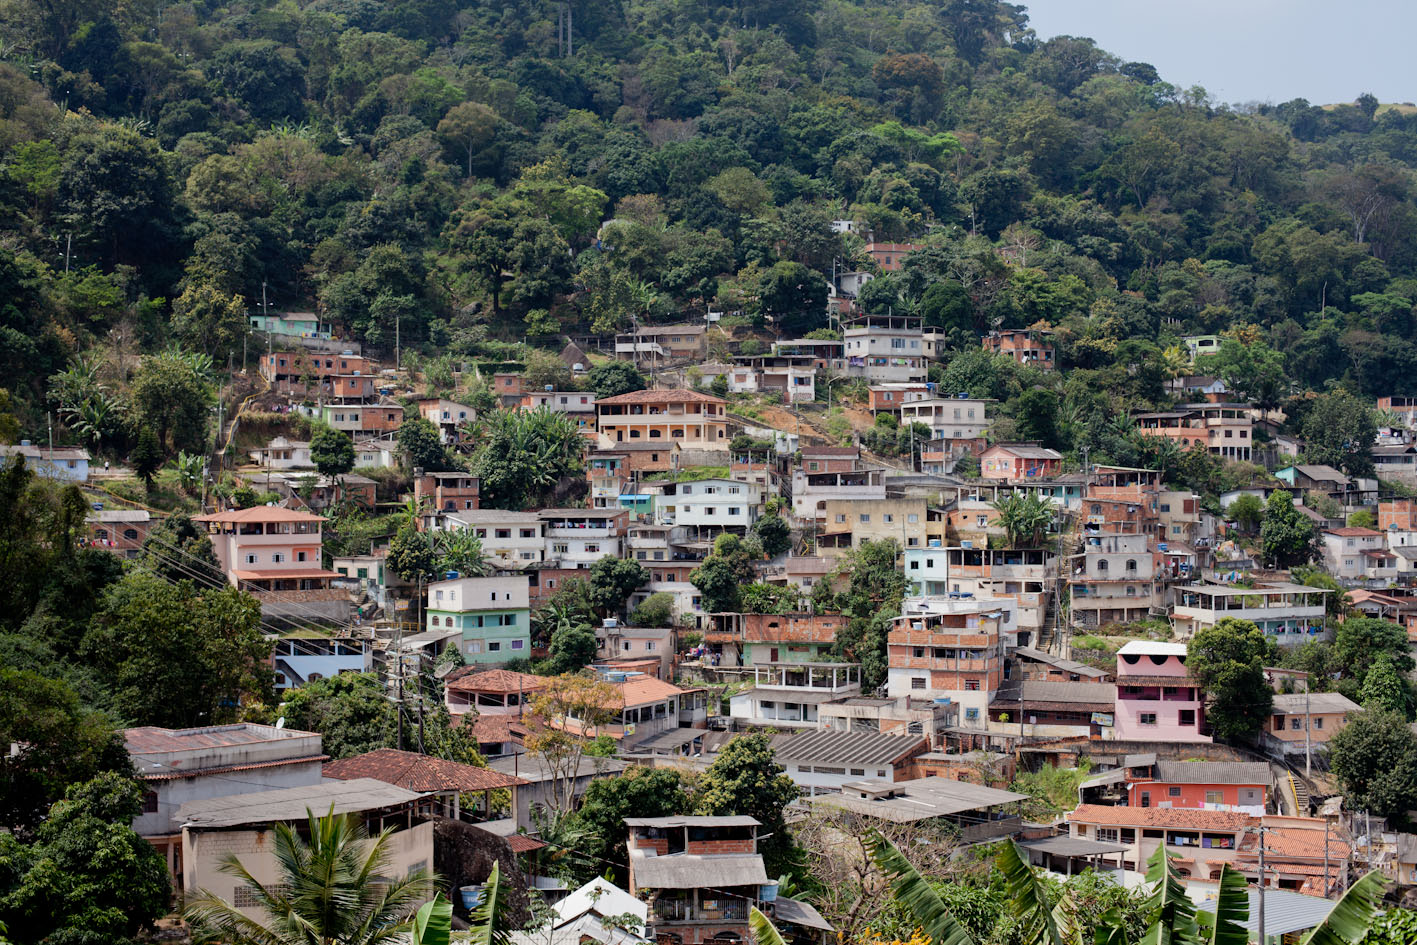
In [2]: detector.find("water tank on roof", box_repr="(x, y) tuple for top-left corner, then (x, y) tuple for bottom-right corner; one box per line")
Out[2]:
(444, 571), (459, 580)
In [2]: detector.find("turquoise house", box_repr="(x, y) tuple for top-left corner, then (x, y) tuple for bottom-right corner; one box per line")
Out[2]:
(426, 575), (531, 663)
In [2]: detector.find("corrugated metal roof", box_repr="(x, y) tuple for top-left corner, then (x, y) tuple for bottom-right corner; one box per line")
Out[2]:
(1153, 761), (1271, 785)
(1272, 692), (1361, 714)
(632, 853), (767, 889)
(813, 777), (1028, 823)
(773, 897), (834, 932)
(770, 730), (926, 766)
(1022, 836), (1129, 857)
(179, 777), (422, 828)
(1196, 889), (1335, 937)
(1012, 646), (1110, 679)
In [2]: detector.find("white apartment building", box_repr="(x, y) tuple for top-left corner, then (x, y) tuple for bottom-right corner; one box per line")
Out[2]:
(418, 399), (477, 443)
(1171, 582), (1330, 642)
(1068, 533), (1160, 628)
(539, 508), (627, 569)
(658, 478), (763, 532)
(728, 662), (862, 729)
(898, 397), (993, 440)
(842, 314), (927, 383)
(443, 509), (545, 566)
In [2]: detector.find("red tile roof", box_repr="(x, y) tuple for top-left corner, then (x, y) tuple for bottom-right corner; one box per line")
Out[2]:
(446, 669), (548, 694)
(616, 675), (687, 707)
(1240, 827), (1351, 860)
(323, 748), (528, 791)
(196, 507), (326, 523)
(1325, 527), (1383, 537)
(233, 568), (343, 581)
(1067, 804), (1255, 831)
(504, 833), (547, 853)
(595, 388), (726, 406)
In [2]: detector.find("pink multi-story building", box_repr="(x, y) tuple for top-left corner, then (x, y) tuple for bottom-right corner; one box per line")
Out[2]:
(195, 506), (348, 625)
(1113, 641), (1210, 742)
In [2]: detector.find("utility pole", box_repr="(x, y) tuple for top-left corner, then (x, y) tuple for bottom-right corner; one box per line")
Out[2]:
(1257, 824), (1266, 945)
(1323, 818), (1331, 896)
(1304, 681), (1312, 779)
(396, 315), (401, 370)
(64, 233), (71, 274)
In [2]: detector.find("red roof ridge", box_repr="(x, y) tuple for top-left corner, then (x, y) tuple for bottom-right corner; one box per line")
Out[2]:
(322, 747), (528, 791)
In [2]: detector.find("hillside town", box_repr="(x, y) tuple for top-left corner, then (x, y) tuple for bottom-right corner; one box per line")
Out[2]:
(8, 0), (1417, 940)
(10, 301), (1417, 943)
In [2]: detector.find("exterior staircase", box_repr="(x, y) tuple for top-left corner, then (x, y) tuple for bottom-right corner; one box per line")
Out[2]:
(1286, 771), (1311, 816)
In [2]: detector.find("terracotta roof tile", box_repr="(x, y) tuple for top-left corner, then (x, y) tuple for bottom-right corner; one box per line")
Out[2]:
(504, 833), (547, 853)
(195, 506), (327, 523)
(1067, 803), (1256, 831)
(616, 676), (687, 706)
(446, 669), (548, 694)
(323, 748), (528, 791)
(1324, 527), (1383, 537)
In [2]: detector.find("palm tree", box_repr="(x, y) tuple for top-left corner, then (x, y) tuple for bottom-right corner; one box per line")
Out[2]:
(433, 527), (490, 576)
(854, 832), (1387, 945)
(185, 807), (435, 945)
(466, 861), (515, 945)
(993, 492), (1054, 547)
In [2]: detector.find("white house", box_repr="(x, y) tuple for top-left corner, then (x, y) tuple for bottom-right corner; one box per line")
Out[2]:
(1320, 527), (1390, 583)
(249, 436), (313, 470)
(418, 399), (477, 443)
(539, 508), (627, 569)
(444, 509), (546, 567)
(0, 442), (90, 482)
(658, 478), (762, 534)
(771, 730), (927, 796)
(353, 436), (399, 469)
(727, 662), (862, 729)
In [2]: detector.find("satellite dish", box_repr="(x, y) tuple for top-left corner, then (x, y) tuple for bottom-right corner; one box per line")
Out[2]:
(434, 662), (455, 679)
(275, 717), (286, 729)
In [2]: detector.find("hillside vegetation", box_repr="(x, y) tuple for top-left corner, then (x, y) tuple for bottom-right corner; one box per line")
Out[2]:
(0, 0), (1415, 468)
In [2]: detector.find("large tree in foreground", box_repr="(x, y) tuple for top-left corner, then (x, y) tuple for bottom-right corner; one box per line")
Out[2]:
(1187, 617), (1272, 743)
(186, 808), (434, 945)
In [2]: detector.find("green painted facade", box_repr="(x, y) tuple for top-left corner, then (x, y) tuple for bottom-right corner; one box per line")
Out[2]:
(427, 607), (530, 663)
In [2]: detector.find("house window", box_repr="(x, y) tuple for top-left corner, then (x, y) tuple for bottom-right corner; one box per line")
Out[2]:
(965, 679), (980, 691)
(1291, 717), (1303, 730)
(1206, 791), (1224, 804)
(1097, 828), (1119, 842)
(860, 514), (870, 523)
(911, 678), (926, 690)
(1314, 717), (1324, 729)
(143, 790), (159, 813)
(1139, 713), (1158, 725)
(488, 642), (501, 652)
(297, 551), (307, 562)
(271, 553), (285, 563)
(1168, 787), (1181, 797)
(965, 708), (979, 720)
(245, 554), (258, 564)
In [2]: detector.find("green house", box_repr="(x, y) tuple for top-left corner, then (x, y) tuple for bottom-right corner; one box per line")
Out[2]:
(426, 575), (531, 663)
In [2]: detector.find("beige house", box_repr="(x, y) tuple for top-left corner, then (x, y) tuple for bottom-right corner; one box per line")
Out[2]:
(179, 779), (433, 918)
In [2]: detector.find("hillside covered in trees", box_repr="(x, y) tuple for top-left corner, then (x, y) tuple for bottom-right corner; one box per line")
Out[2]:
(1, 0), (1416, 459)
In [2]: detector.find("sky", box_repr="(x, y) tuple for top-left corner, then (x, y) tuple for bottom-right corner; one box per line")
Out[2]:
(1020, 0), (1416, 107)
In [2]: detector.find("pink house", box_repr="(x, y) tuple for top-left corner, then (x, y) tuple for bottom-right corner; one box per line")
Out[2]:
(979, 444), (1063, 481)
(1113, 641), (1210, 743)
(195, 506), (348, 625)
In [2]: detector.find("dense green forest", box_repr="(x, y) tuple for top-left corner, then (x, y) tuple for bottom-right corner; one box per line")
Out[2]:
(2, 0), (1416, 453)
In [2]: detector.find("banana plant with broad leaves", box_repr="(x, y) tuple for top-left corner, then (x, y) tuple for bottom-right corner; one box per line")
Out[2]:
(747, 832), (1389, 945)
